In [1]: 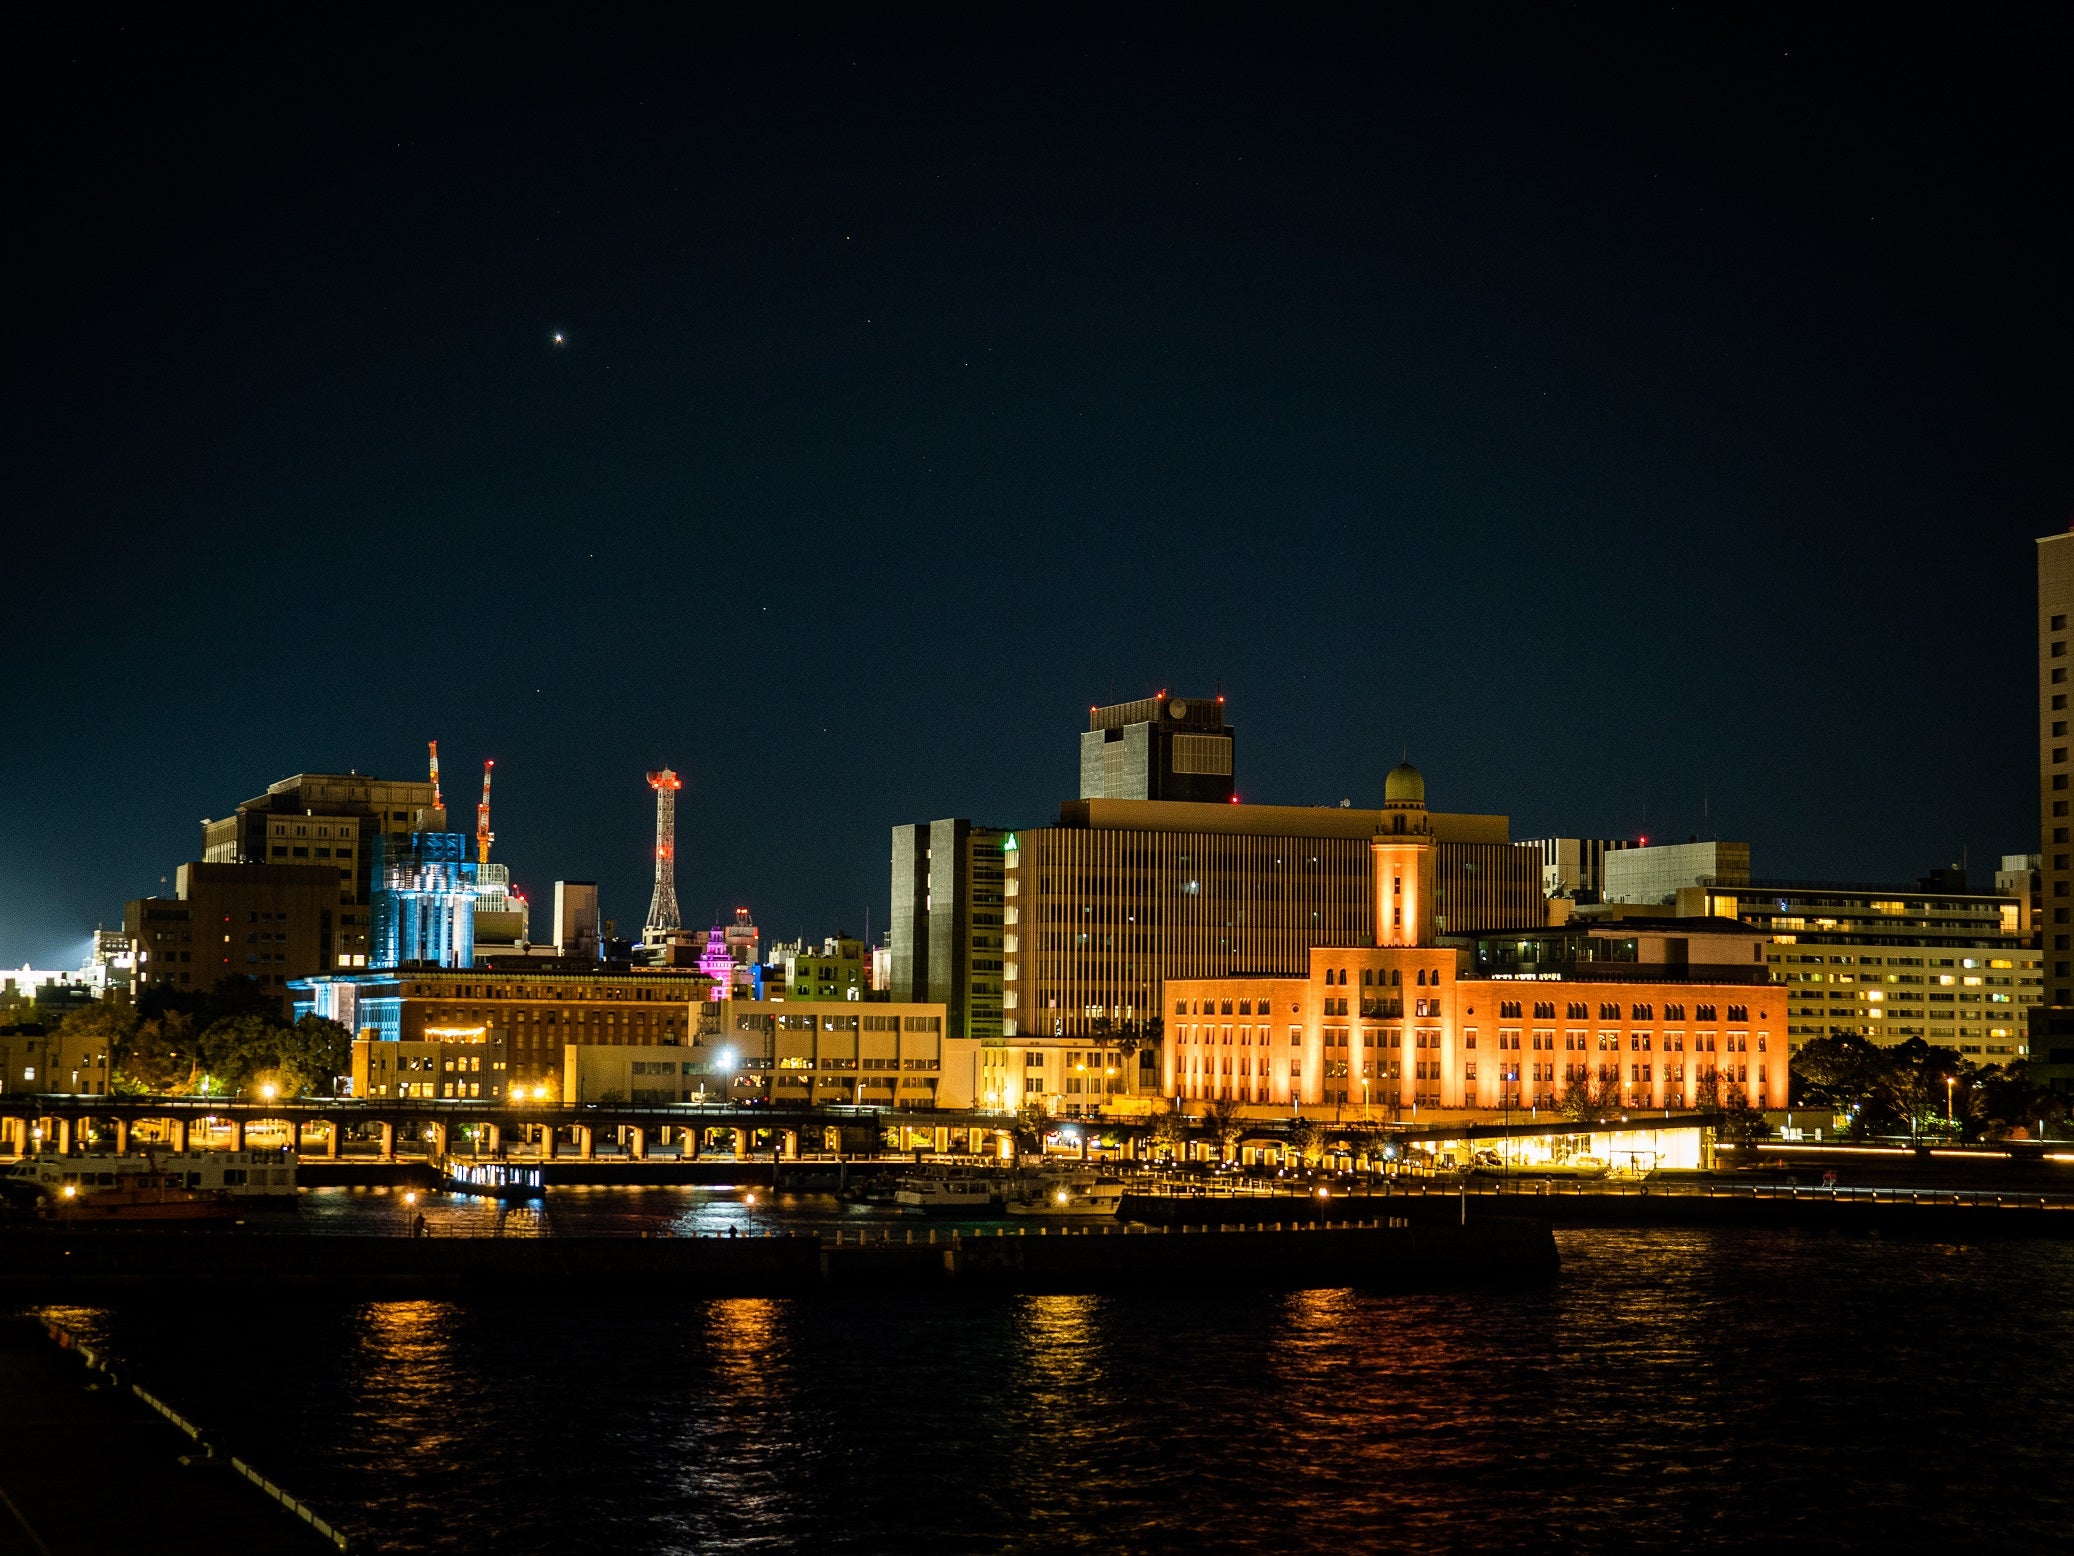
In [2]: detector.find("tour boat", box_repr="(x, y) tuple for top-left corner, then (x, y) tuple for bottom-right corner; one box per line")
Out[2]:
(440, 1154), (545, 1201)
(1004, 1172), (1125, 1218)
(2, 1149), (298, 1213)
(894, 1172), (1004, 1215)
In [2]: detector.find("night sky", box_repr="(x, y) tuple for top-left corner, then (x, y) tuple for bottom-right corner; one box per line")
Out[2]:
(8, 6), (2071, 967)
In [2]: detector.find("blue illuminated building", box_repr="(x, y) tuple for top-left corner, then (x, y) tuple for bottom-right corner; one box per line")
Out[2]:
(370, 832), (477, 969)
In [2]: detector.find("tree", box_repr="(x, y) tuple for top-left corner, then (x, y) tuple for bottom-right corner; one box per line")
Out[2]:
(194, 1012), (352, 1098)
(289, 1014), (352, 1097)
(1205, 1095), (1245, 1159)
(1560, 1071), (1624, 1124)
(121, 1009), (200, 1093)
(1285, 1115), (1321, 1165)
(1011, 1100), (1052, 1162)
(1717, 1089), (1773, 1148)
(58, 998), (137, 1050)
(1149, 1105), (1188, 1156)
(1791, 1033), (1888, 1130)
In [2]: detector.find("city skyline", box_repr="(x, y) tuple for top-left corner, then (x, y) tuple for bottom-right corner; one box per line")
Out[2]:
(9, 9), (2069, 964)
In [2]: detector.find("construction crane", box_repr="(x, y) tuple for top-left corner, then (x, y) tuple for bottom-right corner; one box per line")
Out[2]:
(428, 740), (443, 811)
(476, 760), (495, 865)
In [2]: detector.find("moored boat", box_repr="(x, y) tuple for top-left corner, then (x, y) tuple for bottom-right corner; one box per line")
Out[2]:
(894, 1172), (1004, 1215)
(1004, 1172), (1125, 1218)
(3, 1149), (296, 1212)
(440, 1154), (545, 1200)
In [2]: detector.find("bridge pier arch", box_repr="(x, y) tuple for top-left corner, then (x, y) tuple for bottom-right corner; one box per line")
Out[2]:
(627, 1126), (647, 1160)
(112, 1118), (129, 1155)
(377, 1120), (395, 1162)
(166, 1117), (188, 1152)
(575, 1125), (594, 1161)
(323, 1119), (340, 1159)
(54, 1117), (73, 1156)
(731, 1127), (749, 1159)
(426, 1121), (448, 1160)
(229, 1118), (246, 1152)
(482, 1122), (501, 1155)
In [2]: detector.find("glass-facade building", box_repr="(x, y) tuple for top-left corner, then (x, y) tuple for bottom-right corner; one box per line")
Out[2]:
(371, 832), (477, 969)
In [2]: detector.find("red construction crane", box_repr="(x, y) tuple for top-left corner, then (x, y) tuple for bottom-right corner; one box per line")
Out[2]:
(476, 760), (495, 865)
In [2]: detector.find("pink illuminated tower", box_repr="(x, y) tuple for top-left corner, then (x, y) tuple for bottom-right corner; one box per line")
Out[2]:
(697, 923), (733, 1000)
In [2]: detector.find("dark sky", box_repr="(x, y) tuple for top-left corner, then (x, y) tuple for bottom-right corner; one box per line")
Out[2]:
(7, 5), (2071, 967)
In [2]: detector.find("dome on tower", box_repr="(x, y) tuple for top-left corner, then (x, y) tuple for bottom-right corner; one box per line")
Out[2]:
(1383, 761), (1426, 807)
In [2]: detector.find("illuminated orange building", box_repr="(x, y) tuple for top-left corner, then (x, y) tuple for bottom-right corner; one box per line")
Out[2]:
(1163, 764), (1788, 1118)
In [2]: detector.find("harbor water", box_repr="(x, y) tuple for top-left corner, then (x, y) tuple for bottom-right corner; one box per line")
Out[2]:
(24, 1192), (2074, 1552)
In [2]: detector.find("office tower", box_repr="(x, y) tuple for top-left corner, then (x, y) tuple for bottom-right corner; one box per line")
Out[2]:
(554, 881), (601, 961)
(198, 771), (446, 969)
(1524, 837), (1634, 900)
(369, 833), (477, 969)
(997, 764), (1542, 1043)
(889, 820), (1010, 1041)
(1687, 875), (2038, 1061)
(2035, 527), (2074, 1086)
(1079, 693), (1235, 803)
(1601, 841), (1752, 906)
(125, 862), (346, 1011)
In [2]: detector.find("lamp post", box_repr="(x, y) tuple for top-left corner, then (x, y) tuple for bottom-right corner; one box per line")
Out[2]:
(1946, 1075), (1956, 1126)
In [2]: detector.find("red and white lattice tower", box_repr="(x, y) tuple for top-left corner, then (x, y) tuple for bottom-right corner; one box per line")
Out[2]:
(644, 768), (683, 940)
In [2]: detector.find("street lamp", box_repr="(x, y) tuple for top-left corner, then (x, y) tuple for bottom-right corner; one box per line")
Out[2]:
(1946, 1075), (1956, 1125)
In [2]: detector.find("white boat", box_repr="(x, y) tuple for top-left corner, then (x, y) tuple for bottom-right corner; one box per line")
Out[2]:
(2, 1149), (298, 1210)
(1005, 1172), (1125, 1218)
(894, 1172), (1003, 1215)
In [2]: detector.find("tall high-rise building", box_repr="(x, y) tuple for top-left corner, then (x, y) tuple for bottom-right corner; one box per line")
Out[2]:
(1000, 768), (1542, 1041)
(890, 820), (1010, 1040)
(370, 833), (477, 969)
(2034, 527), (2074, 1087)
(1079, 693), (1236, 804)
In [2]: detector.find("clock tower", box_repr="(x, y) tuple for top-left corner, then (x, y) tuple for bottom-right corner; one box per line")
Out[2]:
(1372, 761), (1437, 947)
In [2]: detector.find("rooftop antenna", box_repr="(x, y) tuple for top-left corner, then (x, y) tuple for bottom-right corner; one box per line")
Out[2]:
(428, 741), (443, 811)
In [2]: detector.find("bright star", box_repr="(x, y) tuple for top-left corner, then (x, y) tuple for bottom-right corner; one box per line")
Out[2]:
(552, 332), (566, 346)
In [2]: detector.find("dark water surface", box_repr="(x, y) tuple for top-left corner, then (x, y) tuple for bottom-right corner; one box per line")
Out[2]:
(31, 1215), (2074, 1553)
